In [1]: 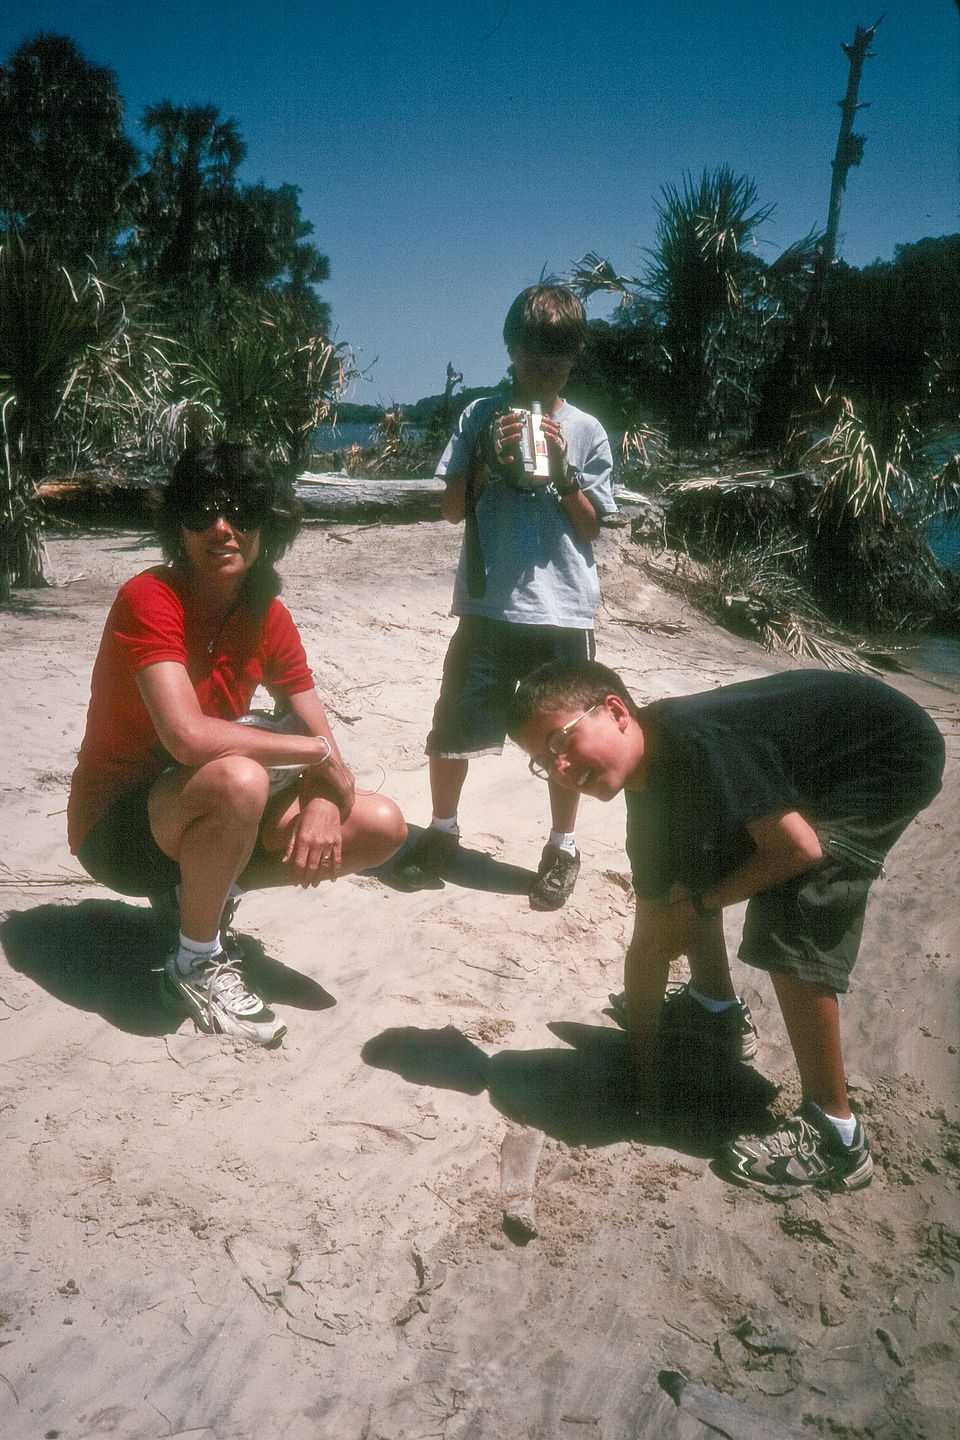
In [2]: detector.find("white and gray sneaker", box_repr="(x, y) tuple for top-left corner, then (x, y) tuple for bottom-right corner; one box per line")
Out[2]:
(718, 1100), (873, 1197)
(164, 950), (286, 1047)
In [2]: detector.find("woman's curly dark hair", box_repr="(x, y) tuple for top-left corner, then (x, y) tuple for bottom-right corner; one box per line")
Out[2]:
(157, 442), (302, 613)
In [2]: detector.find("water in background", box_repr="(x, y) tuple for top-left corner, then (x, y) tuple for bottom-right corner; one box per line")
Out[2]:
(312, 421), (379, 452)
(928, 513), (960, 572)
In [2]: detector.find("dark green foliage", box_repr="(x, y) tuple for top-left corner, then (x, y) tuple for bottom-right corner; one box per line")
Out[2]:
(0, 236), (124, 481)
(647, 393), (960, 649)
(0, 31), (342, 594)
(664, 473), (812, 565)
(808, 506), (949, 631)
(405, 383), (508, 431)
(0, 236), (129, 592)
(334, 402), (389, 424)
(0, 33), (138, 268)
(821, 237), (960, 421)
(567, 306), (663, 433)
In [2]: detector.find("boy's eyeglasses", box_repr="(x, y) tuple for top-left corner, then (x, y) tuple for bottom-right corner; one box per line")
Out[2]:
(528, 703), (601, 779)
(181, 498), (266, 533)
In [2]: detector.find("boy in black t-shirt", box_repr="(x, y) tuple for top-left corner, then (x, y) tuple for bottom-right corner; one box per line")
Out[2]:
(507, 660), (945, 1197)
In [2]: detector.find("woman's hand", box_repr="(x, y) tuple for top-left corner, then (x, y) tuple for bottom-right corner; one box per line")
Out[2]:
(283, 796), (343, 885)
(315, 752), (357, 820)
(287, 688), (356, 820)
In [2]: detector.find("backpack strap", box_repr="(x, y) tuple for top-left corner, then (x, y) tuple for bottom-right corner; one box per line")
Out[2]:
(463, 444), (487, 599)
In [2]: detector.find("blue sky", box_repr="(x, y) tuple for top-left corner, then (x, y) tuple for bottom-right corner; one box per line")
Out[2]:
(4, 0), (959, 405)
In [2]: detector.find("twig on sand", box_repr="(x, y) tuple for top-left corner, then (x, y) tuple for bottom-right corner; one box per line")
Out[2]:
(286, 1319), (336, 1346)
(0, 873), (96, 888)
(458, 957), (525, 979)
(609, 615), (691, 635)
(422, 1182), (461, 1215)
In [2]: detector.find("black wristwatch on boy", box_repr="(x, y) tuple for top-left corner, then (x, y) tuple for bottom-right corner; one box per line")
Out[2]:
(690, 889), (720, 920)
(553, 463), (583, 498)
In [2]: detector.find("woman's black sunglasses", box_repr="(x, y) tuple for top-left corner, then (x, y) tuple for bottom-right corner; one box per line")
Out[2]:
(180, 498), (267, 533)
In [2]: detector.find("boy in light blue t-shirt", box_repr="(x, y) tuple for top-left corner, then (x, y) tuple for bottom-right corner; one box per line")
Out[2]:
(392, 284), (616, 908)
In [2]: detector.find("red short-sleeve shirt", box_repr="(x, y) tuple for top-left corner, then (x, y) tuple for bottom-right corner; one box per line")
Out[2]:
(67, 567), (315, 851)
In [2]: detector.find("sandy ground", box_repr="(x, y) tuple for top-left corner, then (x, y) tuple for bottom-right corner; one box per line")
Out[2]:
(1, 513), (958, 1440)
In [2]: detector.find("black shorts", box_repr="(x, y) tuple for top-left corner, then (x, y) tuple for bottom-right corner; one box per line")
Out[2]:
(426, 615), (596, 757)
(76, 775), (279, 899)
(738, 812), (919, 993)
(76, 780), (180, 898)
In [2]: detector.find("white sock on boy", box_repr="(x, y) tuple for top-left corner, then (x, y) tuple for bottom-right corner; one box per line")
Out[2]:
(808, 1101), (858, 1147)
(687, 984), (738, 1015)
(430, 814), (460, 836)
(548, 829), (577, 857)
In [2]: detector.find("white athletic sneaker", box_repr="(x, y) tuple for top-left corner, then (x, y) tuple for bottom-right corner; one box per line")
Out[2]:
(164, 950), (286, 1047)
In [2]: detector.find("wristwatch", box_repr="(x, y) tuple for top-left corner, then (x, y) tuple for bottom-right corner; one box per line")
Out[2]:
(553, 465), (583, 498)
(690, 889), (720, 920)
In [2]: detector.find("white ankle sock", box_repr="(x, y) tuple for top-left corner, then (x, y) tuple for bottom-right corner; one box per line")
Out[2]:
(688, 984), (738, 1014)
(176, 932), (222, 975)
(549, 830), (577, 857)
(430, 814), (460, 836)
(809, 1102), (857, 1146)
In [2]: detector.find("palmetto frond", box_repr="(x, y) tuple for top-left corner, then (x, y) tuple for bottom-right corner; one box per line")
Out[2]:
(809, 396), (915, 527)
(705, 548), (884, 674)
(766, 228), (824, 280)
(0, 237), (133, 480)
(157, 296), (354, 468)
(565, 253), (641, 303)
(646, 167), (774, 315)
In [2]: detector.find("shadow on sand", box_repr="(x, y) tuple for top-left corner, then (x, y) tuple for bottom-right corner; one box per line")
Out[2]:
(0, 899), (335, 1037)
(362, 1020), (778, 1158)
(377, 826), (536, 897)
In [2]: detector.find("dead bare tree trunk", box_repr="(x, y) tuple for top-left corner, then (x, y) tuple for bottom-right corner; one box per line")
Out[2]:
(822, 17), (883, 266)
(752, 18), (883, 447)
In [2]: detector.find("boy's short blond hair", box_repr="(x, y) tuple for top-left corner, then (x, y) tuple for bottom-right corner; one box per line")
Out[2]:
(502, 284), (587, 356)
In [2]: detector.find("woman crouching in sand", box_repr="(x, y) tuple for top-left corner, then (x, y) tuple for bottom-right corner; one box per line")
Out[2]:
(67, 442), (406, 1046)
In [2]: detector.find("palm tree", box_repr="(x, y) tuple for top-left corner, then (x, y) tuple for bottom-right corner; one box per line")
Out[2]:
(0, 33), (137, 269)
(645, 167), (774, 444)
(567, 169), (777, 446)
(0, 238), (128, 593)
(136, 102), (247, 287)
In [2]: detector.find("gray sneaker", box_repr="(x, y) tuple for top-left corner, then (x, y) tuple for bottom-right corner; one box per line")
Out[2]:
(529, 844), (580, 911)
(605, 983), (758, 1062)
(659, 983), (759, 1061)
(718, 1100), (873, 1198)
(163, 950), (286, 1047)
